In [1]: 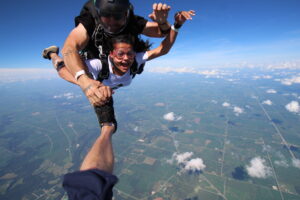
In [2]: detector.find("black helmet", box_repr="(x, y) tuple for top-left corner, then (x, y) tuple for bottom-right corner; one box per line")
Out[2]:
(94, 0), (130, 18)
(94, 0), (131, 34)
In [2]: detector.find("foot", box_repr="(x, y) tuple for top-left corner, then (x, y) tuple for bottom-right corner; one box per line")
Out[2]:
(42, 46), (59, 60)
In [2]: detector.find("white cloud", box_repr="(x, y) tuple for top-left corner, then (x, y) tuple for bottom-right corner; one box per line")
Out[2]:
(222, 102), (231, 107)
(0, 68), (57, 83)
(246, 157), (272, 178)
(251, 95), (258, 99)
(53, 92), (82, 100)
(267, 61), (300, 70)
(211, 100), (218, 104)
(285, 101), (300, 113)
(148, 67), (198, 74)
(163, 112), (182, 121)
(155, 102), (165, 107)
(233, 106), (244, 116)
(184, 158), (206, 172)
(274, 160), (289, 168)
(292, 158), (300, 169)
(252, 75), (272, 80)
(263, 75), (272, 79)
(170, 152), (206, 173)
(266, 89), (277, 94)
(173, 152), (193, 165)
(262, 100), (273, 105)
(280, 76), (300, 86)
(147, 67), (232, 78)
(262, 145), (272, 152)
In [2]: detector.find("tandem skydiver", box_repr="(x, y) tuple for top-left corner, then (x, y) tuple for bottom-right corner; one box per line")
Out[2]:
(61, 0), (172, 106)
(43, 0), (173, 132)
(60, 9), (195, 200)
(43, 7), (195, 132)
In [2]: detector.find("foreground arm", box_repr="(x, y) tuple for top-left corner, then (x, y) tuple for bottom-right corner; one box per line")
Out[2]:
(80, 125), (115, 173)
(146, 10), (195, 60)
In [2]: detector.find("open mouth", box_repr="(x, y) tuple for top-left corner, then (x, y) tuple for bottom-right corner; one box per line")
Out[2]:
(120, 62), (130, 68)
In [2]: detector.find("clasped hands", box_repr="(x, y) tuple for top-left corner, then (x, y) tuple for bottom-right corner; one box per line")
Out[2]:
(82, 79), (113, 106)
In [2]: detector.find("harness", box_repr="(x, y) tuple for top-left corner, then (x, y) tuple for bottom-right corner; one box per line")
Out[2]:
(82, 1), (144, 83)
(83, 0), (133, 58)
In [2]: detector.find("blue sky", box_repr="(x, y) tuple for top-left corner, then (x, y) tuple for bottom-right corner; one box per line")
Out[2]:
(0, 0), (300, 69)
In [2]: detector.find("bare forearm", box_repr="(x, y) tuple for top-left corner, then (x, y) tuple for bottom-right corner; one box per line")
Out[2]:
(160, 28), (177, 55)
(62, 45), (86, 77)
(58, 67), (78, 85)
(147, 29), (178, 60)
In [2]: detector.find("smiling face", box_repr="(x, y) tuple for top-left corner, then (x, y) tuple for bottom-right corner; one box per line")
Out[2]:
(109, 42), (136, 76)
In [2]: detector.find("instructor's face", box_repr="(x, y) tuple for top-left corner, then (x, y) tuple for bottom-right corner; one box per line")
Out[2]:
(100, 14), (127, 33)
(110, 43), (135, 75)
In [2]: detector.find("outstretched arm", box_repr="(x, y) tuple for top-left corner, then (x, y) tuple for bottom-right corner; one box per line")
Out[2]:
(146, 10), (195, 61)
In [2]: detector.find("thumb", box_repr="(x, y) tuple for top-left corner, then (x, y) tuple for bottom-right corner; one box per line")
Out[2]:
(148, 13), (155, 20)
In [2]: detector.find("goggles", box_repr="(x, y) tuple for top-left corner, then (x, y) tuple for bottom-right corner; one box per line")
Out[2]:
(99, 10), (129, 21)
(113, 49), (136, 59)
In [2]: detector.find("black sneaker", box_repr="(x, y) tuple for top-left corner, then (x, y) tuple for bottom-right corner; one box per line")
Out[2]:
(42, 46), (59, 60)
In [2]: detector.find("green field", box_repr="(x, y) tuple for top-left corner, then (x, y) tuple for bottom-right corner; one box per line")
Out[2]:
(1, 69), (300, 199)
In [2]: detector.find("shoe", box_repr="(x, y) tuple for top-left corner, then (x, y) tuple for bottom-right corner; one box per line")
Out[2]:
(42, 46), (59, 60)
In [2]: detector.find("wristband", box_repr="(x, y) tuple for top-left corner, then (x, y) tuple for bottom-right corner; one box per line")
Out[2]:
(174, 22), (182, 29)
(158, 22), (168, 26)
(171, 25), (179, 32)
(75, 70), (86, 80)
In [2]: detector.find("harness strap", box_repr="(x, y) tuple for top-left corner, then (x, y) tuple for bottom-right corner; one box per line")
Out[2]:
(97, 57), (143, 82)
(97, 55), (110, 82)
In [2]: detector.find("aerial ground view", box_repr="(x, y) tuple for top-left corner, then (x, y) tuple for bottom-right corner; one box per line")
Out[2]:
(1, 0), (300, 199)
(0, 67), (300, 200)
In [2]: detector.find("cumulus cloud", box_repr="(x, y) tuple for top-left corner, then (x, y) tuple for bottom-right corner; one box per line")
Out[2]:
(0, 68), (57, 83)
(246, 157), (272, 178)
(262, 100), (273, 105)
(267, 61), (300, 70)
(147, 67), (232, 78)
(173, 152), (193, 165)
(163, 112), (182, 121)
(148, 67), (197, 74)
(252, 75), (272, 80)
(266, 89), (277, 94)
(155, 102), (165, 107)
(233, 106), (244, 116)
(285, 101), (300, 113)
(222, 102), (231, 107)
(184, 158), (206, 172)
(292, 158), (300, 169)
(274, 160), (289, 168)
(280, 76), (300, 86)
(170, 152), (206, 173)
(211, 100), (218, 104)
(53, 92), (82, 100)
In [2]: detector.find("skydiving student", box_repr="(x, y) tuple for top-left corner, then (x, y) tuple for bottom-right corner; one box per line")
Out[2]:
(62, 10), (194, 200)
(43, 10), (195, 133)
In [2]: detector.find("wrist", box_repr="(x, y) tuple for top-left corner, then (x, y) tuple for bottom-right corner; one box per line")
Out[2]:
(174, 22), (182, 29)
(158, 22), (171, 34)
(171, 25), (179, 32)
(77, 73), (91, 86)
